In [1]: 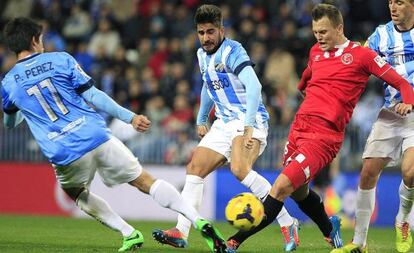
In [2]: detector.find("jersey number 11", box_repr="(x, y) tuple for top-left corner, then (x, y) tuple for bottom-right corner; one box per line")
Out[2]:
(26, 78), (69, 122)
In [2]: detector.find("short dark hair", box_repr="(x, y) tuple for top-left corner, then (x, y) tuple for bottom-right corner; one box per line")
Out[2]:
(3, 17), (42, 55)
(194, 4), (222, 27)
(312, 3), (343, 28)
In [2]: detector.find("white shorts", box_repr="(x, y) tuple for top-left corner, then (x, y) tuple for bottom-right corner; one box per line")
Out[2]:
(198, 118), (268, 162)
(362, 108), (414, 166)
(53, 137), (142, 188)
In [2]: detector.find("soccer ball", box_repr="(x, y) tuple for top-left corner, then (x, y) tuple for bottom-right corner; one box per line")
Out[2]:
(225, 192), (264, 231)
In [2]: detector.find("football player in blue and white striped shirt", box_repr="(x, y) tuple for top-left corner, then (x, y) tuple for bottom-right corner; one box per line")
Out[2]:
(152, 4), (299, 252)
(333, 1), (414, 253)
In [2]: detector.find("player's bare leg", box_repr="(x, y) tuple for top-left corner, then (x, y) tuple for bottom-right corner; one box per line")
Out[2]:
(395, 148), (414, 253)
(130, 170), (227, 252)
(346, 158), (386, 252)
(63, 187), (141, 252)
(149, 149), (226, 250)
(332, 158), (387, 253)
(231, 136), (299, 251)
(227, 174), (296, 251)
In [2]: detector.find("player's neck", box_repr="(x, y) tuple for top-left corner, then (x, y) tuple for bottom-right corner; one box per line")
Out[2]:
(332, 36), (348, 50)
(395, 21), (414, 32)
(17, 50), (36, 61)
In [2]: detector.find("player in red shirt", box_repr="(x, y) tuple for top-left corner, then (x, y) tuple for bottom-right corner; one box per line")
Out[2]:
(225, 3), (414, 252)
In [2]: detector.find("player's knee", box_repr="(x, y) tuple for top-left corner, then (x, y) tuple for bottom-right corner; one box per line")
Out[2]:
(186, 162), (207, 178)
(270, 180), (292, 202)
(75, 189), (94, 214)
(63, 187), (86, 201)
(402, 167), (414, 187)
(359, 166), (380, 189)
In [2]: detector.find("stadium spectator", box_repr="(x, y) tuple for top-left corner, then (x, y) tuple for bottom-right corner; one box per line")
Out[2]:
(152, 4), (300, 252)
(1, 17), (228, 253)
(87, 18), (121, 58)
(225, 3), (414, 252)
(333, 1), (414, 253)
(62, 4), (93, 44)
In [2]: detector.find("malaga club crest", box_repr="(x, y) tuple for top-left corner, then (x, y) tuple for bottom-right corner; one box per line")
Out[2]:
(341, 53), (353, 65)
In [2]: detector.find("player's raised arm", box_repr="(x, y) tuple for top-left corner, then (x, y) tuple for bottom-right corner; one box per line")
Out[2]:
(80, 86), (151, 132)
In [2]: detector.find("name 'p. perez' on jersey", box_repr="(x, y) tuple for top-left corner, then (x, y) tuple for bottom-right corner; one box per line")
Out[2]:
(367, 21), (414, 108)
(197, 38), (269, 128)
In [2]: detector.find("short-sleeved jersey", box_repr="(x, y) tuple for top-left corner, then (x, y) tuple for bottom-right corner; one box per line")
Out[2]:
(196, 38), (269, 128)
(1, 52), (110, 165)
(367, 21), (414, 108)
(298, 41), (392, 132)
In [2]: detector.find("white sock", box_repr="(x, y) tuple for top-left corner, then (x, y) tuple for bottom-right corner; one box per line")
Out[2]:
(149, 179), (202, 228)
(241, 170), (271, 201)
(76, 190), (134, 237)
(352, 187), (376, 247)
(396, 180), (414, 224)
(241, 170), (293, 226)
(276, 206), (294, 227)
(176, 175), (204, 237)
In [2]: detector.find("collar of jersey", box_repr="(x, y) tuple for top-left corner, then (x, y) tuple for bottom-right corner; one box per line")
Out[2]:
(17, 53), (40, 63)
(334, 39), (350, 49)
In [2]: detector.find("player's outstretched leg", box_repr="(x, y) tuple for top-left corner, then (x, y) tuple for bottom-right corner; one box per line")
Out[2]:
(141, 176), (226, 252)
(195, 219), (227, 253)
(72, 188), (143, 251)
(280, 217), (300, 251)
(152, 227), (188, 248)
(241, 170), (300, 251)
(118, 230), (144, 252)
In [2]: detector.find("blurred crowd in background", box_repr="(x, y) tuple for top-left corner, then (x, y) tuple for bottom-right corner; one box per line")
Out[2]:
(0, 0), (391, 169)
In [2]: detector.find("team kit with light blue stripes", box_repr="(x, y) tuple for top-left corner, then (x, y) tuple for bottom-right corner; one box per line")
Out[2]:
(367, 21), (414, 108)
(196, 38), (269, 129)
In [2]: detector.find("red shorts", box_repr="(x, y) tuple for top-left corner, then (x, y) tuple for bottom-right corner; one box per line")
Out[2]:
(281, 115), (344, 190)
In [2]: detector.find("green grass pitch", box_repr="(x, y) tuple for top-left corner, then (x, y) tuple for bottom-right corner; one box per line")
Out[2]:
(0, 215), (397, 252)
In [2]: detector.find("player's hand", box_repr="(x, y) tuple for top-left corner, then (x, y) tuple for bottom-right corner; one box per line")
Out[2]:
(197, 125), (208, 138)
(395, 103), (413, 116)
(243, 126), (254, 149)
(131, 114), (151, 132)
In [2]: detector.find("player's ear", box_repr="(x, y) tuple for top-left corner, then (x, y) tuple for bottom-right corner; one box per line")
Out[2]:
(220, 25), (224, 36)
(32, 34), (44, 53)
(31, 36), (39, 49)
(336, 24), (344, 35)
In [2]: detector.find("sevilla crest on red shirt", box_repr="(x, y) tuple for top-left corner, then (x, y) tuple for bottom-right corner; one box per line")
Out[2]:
(341, 53), (353, 65)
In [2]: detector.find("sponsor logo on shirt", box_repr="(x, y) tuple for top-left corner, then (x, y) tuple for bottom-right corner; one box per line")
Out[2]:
(47, 116), (86, 141)
(374, 55), (386, 68)
(314, 55), (321, 62)
(341, 53), (353, 65)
